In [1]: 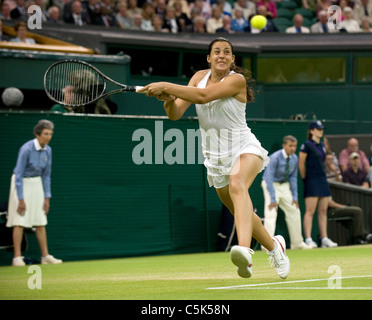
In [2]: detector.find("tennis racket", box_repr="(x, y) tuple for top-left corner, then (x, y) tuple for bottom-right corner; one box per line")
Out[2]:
(44, 60), (145, 108)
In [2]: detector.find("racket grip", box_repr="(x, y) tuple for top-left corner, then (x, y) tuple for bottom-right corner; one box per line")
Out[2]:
(135, 86), (146, 93)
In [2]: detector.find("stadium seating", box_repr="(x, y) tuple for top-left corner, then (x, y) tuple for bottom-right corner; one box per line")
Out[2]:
(273, 17), (293, 32)
(302, 17), (313, 28)
(276, 8), (294, 20)
(276, 0), (299, 10)
(293, 7), (315, 19)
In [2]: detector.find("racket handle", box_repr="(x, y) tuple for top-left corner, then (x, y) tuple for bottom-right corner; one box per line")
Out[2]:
(135, 86), (146, 93)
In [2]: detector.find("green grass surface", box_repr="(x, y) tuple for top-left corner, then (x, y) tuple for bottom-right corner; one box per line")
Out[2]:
(1, 245), (372, 300)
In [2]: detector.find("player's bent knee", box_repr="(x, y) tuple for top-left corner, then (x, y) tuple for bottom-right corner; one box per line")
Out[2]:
(229, 176), (248, 197)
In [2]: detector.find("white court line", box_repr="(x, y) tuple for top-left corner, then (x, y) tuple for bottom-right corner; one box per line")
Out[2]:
(206, 275), (372, 290)
(226, 287), (372, 290)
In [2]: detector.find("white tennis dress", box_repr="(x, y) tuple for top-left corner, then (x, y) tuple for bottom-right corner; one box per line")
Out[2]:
(195, 70), (269, 188)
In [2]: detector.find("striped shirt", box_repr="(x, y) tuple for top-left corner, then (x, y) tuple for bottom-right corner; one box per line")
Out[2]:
(262, 149), (298, 203)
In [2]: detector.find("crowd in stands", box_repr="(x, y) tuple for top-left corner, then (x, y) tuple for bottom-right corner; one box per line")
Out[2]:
(325, 137), (372, 188)
(1, 0), (372, 36)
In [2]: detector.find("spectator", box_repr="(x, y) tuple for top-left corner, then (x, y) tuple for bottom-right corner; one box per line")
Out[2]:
(262, 135), (311, 250)
(340, 7), (361, 32)
(64, 0), (90, 26)
(233, 0), (256, 20)
(368, 143), (372, 185)
(50, 104), (73, 113)
(33, 0), (48, 22)
(315, 0), (332, 16)
(47, 6), (64, 24)
(168, 0), (191, 19)
(215, 0), (232, 17)
(151, 13), (169, 32)
(163, 7), (180, 33)
(93, 4), (117, 27)
(6, 120), (62, 266)
(299, 120), (338, 248)
(10, 21), (36, 43)
(10, 0), (27, 20)
(101, 0), (115, 14)
(328, 198), (372, 244)
(361, 16), (372, 31)
(173, 0), (191, 32)
(154, 0), (167, 21)
(339, 0), (350, 21)
(311, 10), (340, 33)
(186, 14), (207, 33)
(206, 6), (223, 33)
(325, 153), (342, 182)
(216, 14), (234, 33)
(342, 152), (370, 188)
(286, 13), (311, 33)
(253, 5), (278, 32)
(0, 18), (10, 41)
(302, 0), (316, 11)
(1, 1), (12, 20)
(130, 13), (143, 30)
(231, 7), (248, 33)
(338, 137), (370, 173)
(354, 0), (372, 26)
(189, 0), (212, 20)
(127, 0), (142, 23)
(116, 2), (131, 29)
(84, 0), (101, 25)
(324, 137), (342, 181)
(63, 0), (81, 22)
(257, 0), (277, 19)
(141, 2), (155, 31)
(50, 85), (75, 113)
(188, 6), (201, 22)
(324, 137), (340, 167)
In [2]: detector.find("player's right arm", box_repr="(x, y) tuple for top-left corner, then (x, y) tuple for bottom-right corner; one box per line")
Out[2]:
(163, 70), (208, 121)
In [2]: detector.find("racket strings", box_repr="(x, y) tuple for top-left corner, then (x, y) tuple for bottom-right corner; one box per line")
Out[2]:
(45, 61), (105, 107)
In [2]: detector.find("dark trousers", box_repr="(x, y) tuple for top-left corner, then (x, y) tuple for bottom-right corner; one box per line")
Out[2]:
(328, 206), (366, 238)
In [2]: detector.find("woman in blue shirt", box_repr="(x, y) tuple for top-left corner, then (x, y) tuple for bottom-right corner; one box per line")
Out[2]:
(10, 21), (36, 44)
(299, 120), (337, 248)
(6, 120), (62, 266)
(230, 8), (248, 33)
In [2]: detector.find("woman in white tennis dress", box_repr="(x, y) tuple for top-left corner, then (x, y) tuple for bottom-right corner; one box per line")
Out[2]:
(139, 37), (290, 279)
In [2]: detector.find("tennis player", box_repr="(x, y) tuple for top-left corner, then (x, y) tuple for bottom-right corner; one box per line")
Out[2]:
(139, 37), (290, 279)
(6, 120), (62, 266)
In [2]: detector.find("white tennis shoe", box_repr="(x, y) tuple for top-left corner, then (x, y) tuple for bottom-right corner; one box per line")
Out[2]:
(41, 255), (63, 265)
(305, 238), (318, 248)
(268, 236), (290, 279)
(230, 245), (254, 278)
(321, 237), (338, 248)
(12, 256), (26, 267)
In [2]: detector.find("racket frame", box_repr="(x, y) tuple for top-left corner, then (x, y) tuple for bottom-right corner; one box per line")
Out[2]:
(44, 59), (140, 108)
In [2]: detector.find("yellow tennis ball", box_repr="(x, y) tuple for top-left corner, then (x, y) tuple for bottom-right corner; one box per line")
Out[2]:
(250, 15), (267, 30)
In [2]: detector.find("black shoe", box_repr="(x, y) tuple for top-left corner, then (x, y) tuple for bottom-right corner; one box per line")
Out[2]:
(355, 237), (367, 245)
(365, 233), (372, 243)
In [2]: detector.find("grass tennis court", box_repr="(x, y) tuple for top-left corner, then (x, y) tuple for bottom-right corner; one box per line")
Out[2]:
(1, 245), (371, 300)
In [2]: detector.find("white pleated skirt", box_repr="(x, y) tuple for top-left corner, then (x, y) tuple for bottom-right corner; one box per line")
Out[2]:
(6, 174), (47, 228)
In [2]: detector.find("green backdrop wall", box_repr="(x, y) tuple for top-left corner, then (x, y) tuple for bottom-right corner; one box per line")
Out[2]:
(1, 112), (313, 266)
